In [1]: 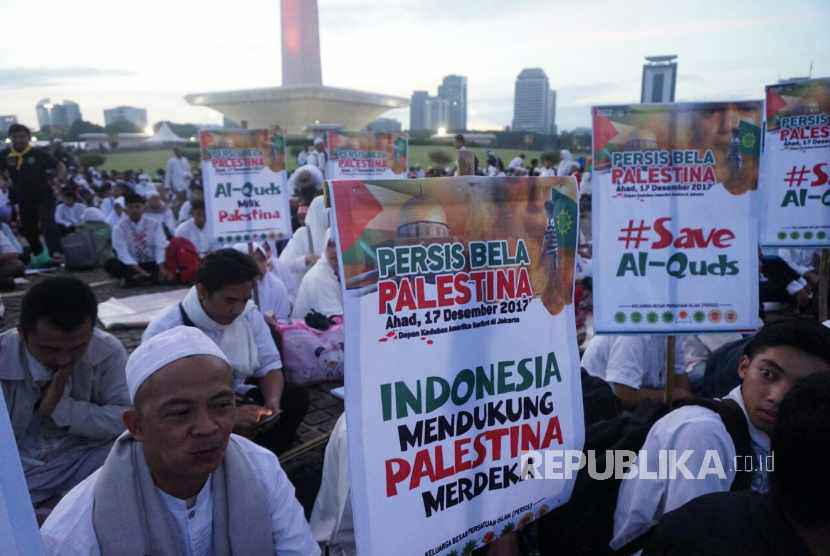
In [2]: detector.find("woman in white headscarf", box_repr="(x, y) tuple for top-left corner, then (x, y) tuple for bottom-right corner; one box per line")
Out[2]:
(105, 197), (126, 228)
(292, 229), (342, 319)
(280, 193), (328, 293)
(557, 149), (581, 177)
(233, 242), (292, 320)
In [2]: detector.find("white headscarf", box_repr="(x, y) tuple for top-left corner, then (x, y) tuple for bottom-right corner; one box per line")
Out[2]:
(305, 195), (329, 256)
(126, 325), (229, 402)
(557, 149), (580, 177)
(292, 229), (343, 319)
(81, 207), (107, 224)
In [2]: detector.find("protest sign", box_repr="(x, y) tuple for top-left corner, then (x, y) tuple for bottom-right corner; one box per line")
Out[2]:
(0, 393), (43, 555)
(759, 77), (830, 247)
(591, 101), (763, 333)
(199, 128), (292, 246)
(325, 131), (408, 179)
(329, 176), (584, 556)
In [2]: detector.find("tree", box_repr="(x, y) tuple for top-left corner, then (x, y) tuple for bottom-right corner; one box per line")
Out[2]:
(67, 120), (105, 141)
(105, 120), (142, 134)
(428, 149), (453, 168)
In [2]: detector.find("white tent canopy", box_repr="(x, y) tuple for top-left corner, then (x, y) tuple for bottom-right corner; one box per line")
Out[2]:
(144, 122), (187, 144)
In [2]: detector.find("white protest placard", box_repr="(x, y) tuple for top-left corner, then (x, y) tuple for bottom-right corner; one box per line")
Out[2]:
(329, 176), (584, 556)
(325, 131), (408, 180)
(199, 128), (292, 246)
(759, 77), (830, 247)
(591, 101), (763, 333)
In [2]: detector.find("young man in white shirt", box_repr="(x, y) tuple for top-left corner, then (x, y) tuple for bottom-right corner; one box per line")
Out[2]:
(143, 249), (309, 454)
(611, 319), (830, 550)
(174, 199), (214, 257)
(581, 334), (691, 409)
(164, 147), (192, 195)
(41, 325), (319, 556)
(105, 192), (171, 287)
(54, 188), (86, 235)
(306, 137), (328, 178)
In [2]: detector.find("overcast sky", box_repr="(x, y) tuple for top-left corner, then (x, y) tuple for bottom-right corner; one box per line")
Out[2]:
(1, 0), (827, 131)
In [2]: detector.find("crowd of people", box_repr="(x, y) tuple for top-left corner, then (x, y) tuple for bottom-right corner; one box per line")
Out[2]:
(1, 124), (829, 555)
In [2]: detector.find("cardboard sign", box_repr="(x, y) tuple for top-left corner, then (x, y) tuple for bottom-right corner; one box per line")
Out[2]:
(591, 101), (763, 333)
(330, 176), (584, 556)
(199, 128), (292, 246)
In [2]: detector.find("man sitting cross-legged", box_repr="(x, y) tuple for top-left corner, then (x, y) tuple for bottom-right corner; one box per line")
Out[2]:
(41, 325), (319, 555)
(0, 277), (129, 512)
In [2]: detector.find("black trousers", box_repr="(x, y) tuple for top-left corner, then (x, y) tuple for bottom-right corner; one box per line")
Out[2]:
(104, 259), (160, 285)
(243, 383), (310, 455)
(19, 198), (61, 256)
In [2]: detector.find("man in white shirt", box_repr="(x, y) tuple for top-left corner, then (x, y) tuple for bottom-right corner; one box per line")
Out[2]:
(0, 277), (129, 508)
(143, 249), (309, 454)
(306, 137), (328, 178)
(54, 188), (86, 235)
(175, 199), (214, 257)
(143, 192), (176, 235)
(539, 158), (557, 177)
(611, 319), (830, 550)
(297, 145), (309, 167)
(164, 147), (192, 195)
(40, 325), (320, 556)
(105, 192), (171, 286)
(508, 153), (526, 171)
(582, 334), (691, 409)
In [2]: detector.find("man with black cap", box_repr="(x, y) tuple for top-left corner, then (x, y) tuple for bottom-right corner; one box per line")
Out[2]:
(1, 123), (66, 267)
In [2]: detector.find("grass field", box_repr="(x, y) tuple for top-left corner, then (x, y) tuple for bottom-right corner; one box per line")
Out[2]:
(99, 146), (552, 174)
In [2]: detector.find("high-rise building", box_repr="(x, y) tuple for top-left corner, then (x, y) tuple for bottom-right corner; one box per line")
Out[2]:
(425, 97), (450, 132)
(437, 75), (468, 132)
(104, 106), (148, 130)
(0, 115), (18, 136)
(641, 55), (677, 103)
(410, 91), (430, 131)
(512, 68), (555, 134)
(43, 100), (82, 129)
(36, 98), (52, 129)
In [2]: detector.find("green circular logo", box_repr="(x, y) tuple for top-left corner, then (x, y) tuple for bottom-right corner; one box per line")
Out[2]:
(662, 311), (675, 323)
(741, 133), (756, 150)
(818, 231), (827, 240)
(631, 312), (643, 324)
(777, 231), (787, 240)
(614, 312), (626, 324)
(804, 231), (814, 240)
(647, 312), (659, 324)
(790, 231), (800, 240)
(693, 311), (706, 323)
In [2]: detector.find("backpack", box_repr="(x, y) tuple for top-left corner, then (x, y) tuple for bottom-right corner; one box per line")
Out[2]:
(77, 221), (112, 267)
(268, 317), (344, 385)
(164, 237), (200, 284)
(61, 229), (98, 270)
(538, 396), (752, 555)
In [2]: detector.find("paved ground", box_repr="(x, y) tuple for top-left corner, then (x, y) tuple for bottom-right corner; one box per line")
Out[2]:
(1, 267), (341, 517)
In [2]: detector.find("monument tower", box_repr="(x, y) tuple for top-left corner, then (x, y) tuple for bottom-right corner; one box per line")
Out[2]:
(186, 0), (407, 133)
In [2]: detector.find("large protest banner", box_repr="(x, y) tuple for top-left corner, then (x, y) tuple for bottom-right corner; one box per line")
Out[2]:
(329, 176), (584, 556)
(199, 128), (292, 245)
(591, 102), (763, 333)
(759, 78), (830, 246)
(325, 131), (408, 179)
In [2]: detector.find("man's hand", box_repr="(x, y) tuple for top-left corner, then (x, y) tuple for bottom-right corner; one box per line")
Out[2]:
(305, 254), (320, 267)
(132, 265), (150, 278)
(159, 266), (174, 282)
(38, 367), (72, 418)
(234, 404), (273, 433)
